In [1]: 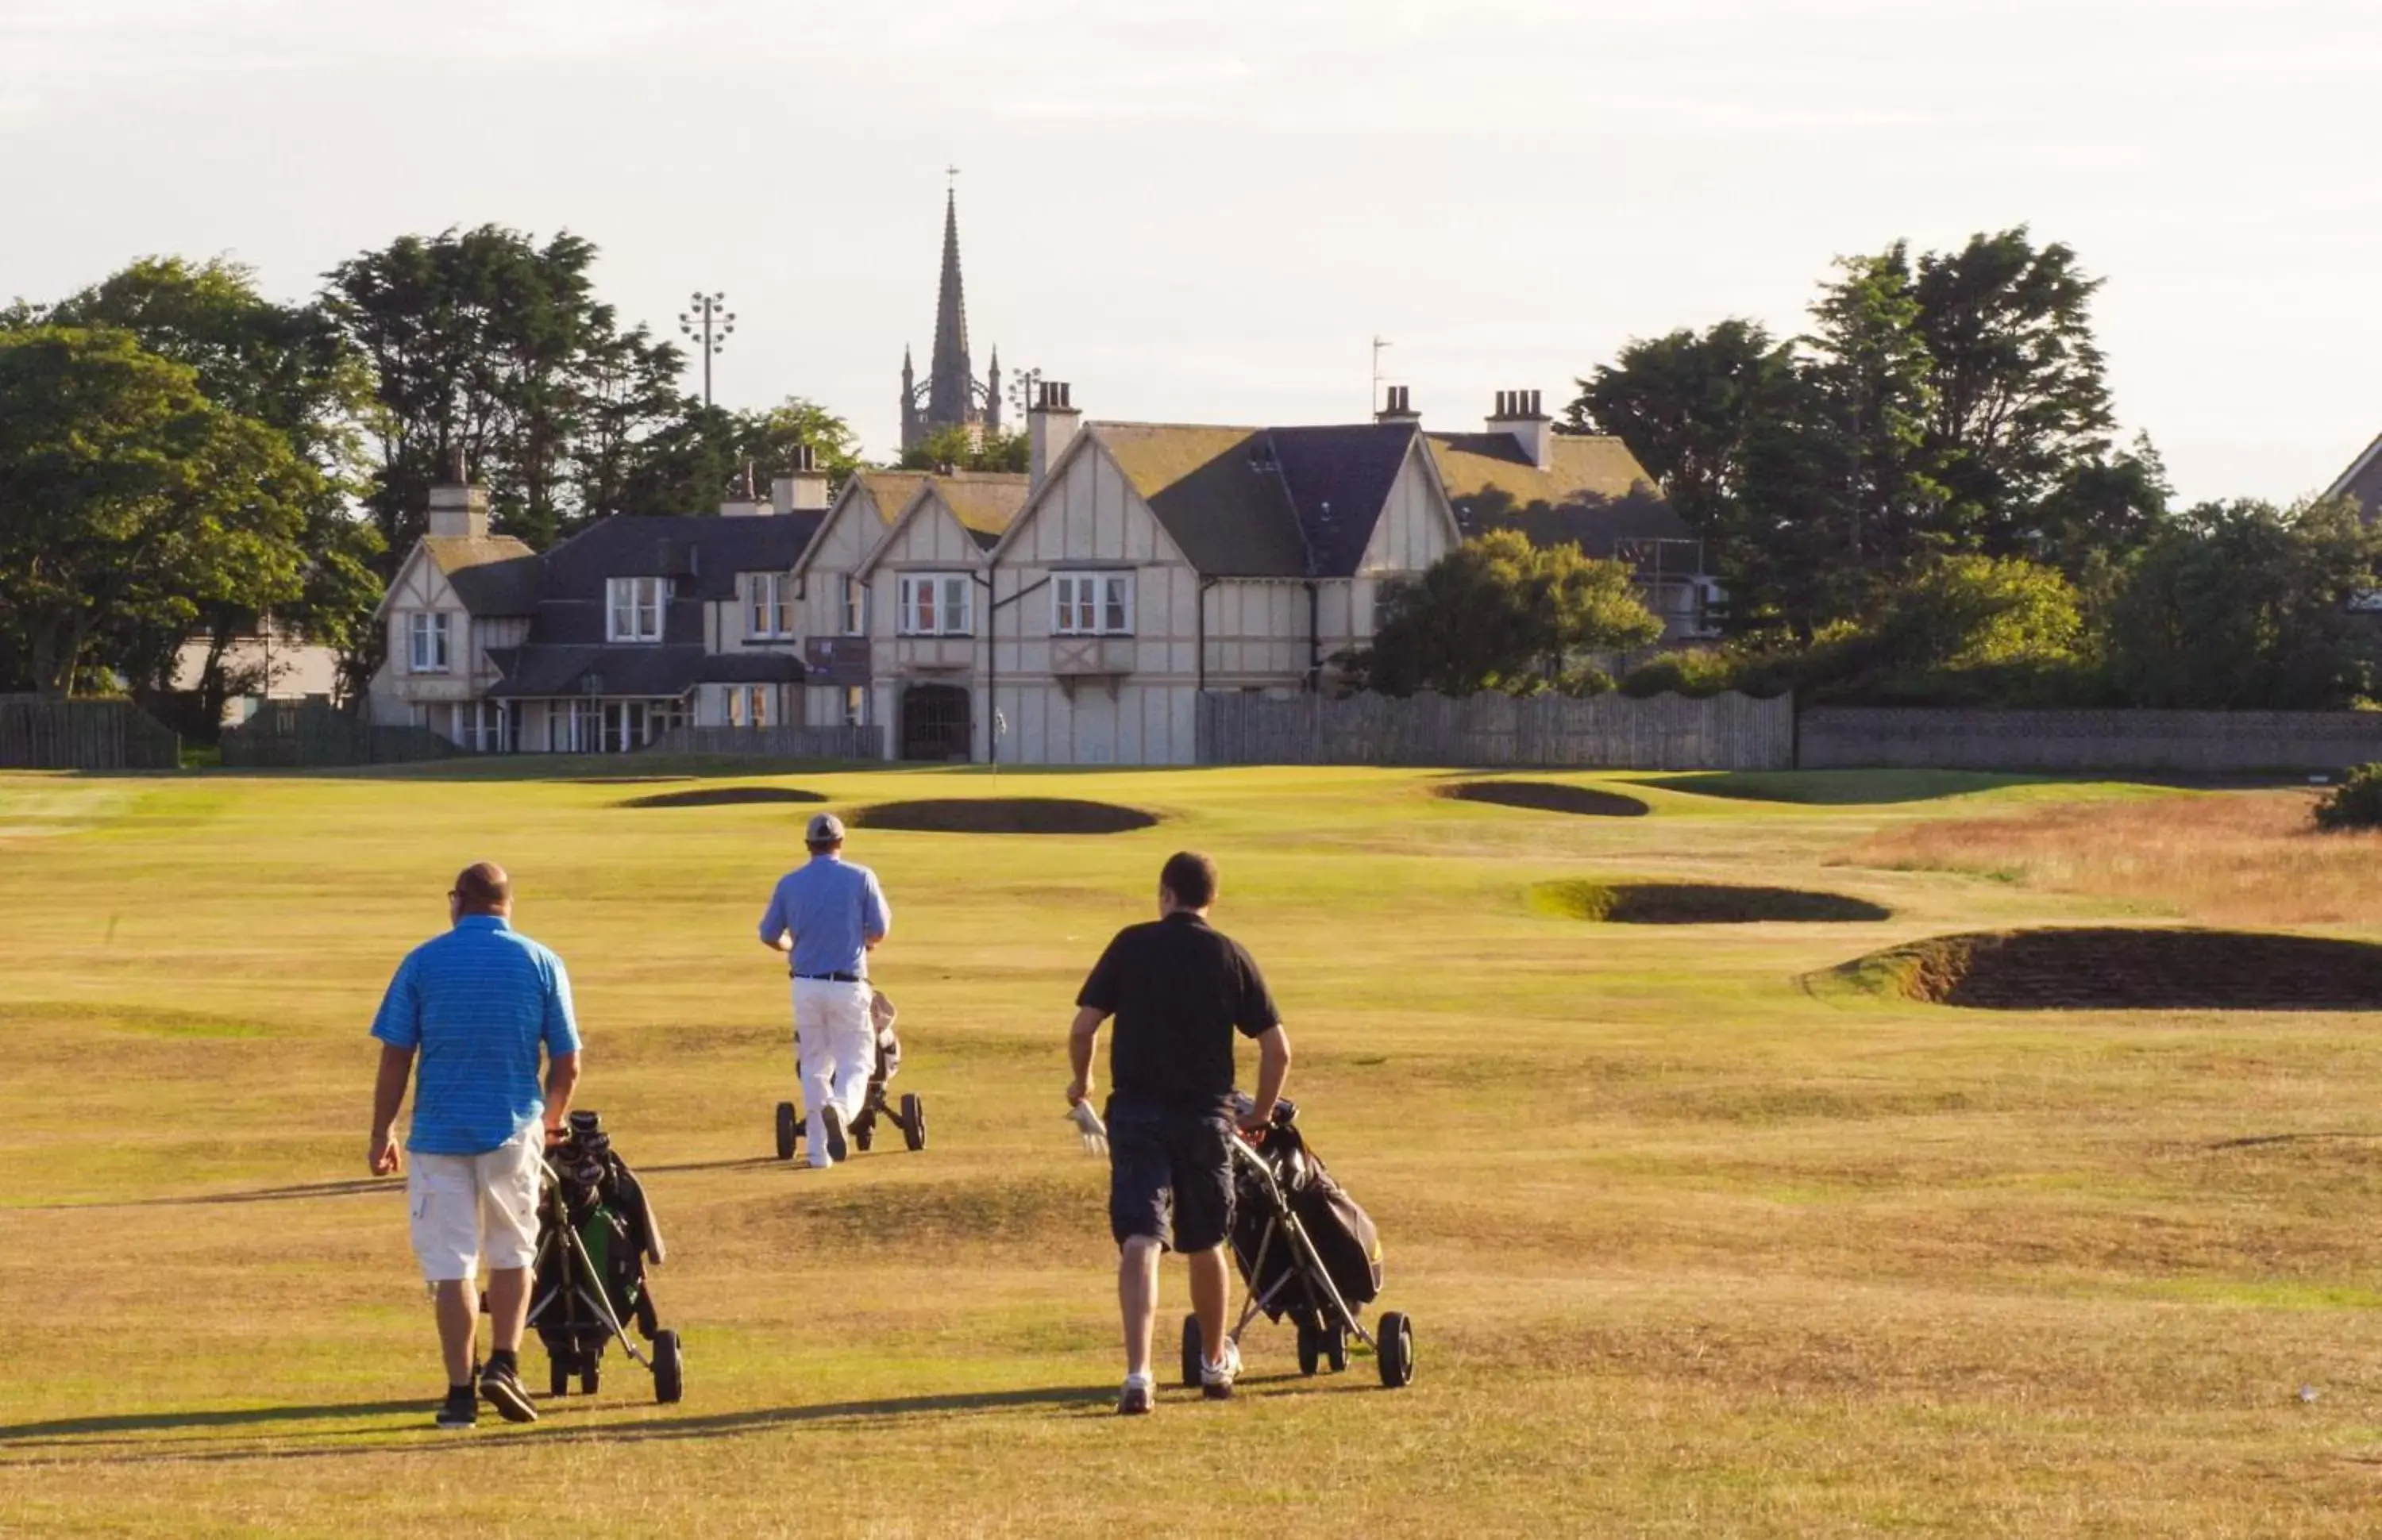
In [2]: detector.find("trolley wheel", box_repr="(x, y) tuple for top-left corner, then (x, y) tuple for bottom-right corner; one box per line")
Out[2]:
(774, 1101), (798, 1162)
(901, 1094), (927, 1152)
(1324, 1321), (1348, 1373)
(1296, 1320), (1322, 1377)
(580, 1362), (599, 1396)
(652, 1330), (684, 1405)
(549, 1353), (572, 1398)
(1376, 1311), (1415, 1389)
(1179, 1313), (1204, 1390)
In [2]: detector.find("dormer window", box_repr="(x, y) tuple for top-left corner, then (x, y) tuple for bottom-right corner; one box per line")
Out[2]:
(746, 573), (792, 640)
(841, 575), (867, 636)
(607, 576), (666, 642)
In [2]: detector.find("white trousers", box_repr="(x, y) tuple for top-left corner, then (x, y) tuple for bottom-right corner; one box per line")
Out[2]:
(792, 978), (875, 1167)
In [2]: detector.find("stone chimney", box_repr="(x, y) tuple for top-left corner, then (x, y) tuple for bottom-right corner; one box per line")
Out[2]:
(771, 445), (831, 513)
(1376, 384), (1420, 424)
(1487, 388), (1552, 471)
(426, 445), (489, 539)
(1029, 379), (1081, 491)
(720, 461), (769, 518)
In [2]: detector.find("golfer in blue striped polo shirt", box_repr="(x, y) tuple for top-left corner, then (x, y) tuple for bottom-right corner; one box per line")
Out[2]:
(369, 861), (582, 1429)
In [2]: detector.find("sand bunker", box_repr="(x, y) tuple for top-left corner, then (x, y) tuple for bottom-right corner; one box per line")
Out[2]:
(849, 799), (1159, 835)
(1443, 781), (1651, 818)
(1834, 928), (2382, 1011)
(1531, 880), (1891, 925)
(621, 786), (827, 809)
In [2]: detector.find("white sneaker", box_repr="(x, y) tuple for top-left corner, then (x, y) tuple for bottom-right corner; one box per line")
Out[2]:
(1201, 1337), (1241, 1399)
(1116, 1373), (1154, 1415)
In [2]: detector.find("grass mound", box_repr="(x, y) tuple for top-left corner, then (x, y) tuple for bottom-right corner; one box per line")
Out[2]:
(1830, 927), (2382, 1011)
(850, 798), (1159, 834)
(1531, 880), (1891, 925)
(620, 786), (827, 809)
(1443, 780), (1650, 818)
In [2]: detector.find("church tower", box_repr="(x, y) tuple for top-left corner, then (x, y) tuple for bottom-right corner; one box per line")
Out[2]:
(900, 184), (1001, 454)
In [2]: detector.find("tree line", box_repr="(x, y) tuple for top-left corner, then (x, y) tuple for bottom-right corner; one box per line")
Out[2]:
(0, 229), (862, 716)
(1360, 227), (2382, 711)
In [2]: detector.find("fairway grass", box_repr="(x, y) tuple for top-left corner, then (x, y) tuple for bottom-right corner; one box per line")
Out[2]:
(6, 764), (2382, 1536)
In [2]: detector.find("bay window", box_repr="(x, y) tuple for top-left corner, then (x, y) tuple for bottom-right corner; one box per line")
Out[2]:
(1052, 572), (1134, 637)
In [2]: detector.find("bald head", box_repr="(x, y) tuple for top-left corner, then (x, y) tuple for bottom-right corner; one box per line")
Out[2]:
(450, 861), (512, 918)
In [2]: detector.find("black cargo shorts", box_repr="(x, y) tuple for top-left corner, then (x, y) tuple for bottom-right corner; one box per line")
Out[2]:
(1104, 1095), (1234, 1253)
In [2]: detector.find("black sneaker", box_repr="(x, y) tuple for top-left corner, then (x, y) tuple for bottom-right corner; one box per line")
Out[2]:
(479, 1360), (538, 1424)
(1116, 1376), (1154, 1416)
(434, 1387), (477, 1429)
(821, 1105), (849, 1164)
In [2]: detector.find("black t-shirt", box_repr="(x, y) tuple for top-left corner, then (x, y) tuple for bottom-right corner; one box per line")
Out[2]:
(1077, 912), (1280, 1105)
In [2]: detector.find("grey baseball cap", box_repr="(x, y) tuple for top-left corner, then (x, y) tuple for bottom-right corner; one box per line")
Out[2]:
(806, 812), (846, 843)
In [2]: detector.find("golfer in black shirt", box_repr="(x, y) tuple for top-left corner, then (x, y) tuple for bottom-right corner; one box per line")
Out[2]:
(1067, 851), (1290, 1415)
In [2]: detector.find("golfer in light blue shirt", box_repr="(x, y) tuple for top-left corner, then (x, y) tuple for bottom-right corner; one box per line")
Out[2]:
(759, 813), (891, 1168)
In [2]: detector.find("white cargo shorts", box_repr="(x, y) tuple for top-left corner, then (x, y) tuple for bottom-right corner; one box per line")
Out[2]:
(407, 1125), (542, 1283)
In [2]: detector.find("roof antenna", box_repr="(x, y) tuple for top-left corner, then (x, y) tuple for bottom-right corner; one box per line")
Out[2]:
(1371, 336), (1393, 417)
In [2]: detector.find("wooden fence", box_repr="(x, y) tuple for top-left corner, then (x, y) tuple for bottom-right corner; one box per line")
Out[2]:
(649, 724), (885, 760)
(219, 702), (458, 768)
(0, 696), (181, 771)
(1197, 689), (1794, 770)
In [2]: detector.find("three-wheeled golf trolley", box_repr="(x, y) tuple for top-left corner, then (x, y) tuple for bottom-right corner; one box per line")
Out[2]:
(525, 1110), (684, 1404)
(774, 988), (929, 1161)
(1182, 1099), (1416, 1390)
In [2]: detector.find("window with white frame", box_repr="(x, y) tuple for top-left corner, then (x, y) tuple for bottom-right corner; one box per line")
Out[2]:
(897, 573), (972, 636)
(728, 685), (773, 728)
(407, 611), (450, 672)
(607, 576), (666, 642)
(746, 573), (792, 639)
(1052, 572), (1134, 636)
(840, 575), (867, 636)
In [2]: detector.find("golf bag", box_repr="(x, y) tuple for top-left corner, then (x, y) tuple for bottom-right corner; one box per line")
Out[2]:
(1231, 1107), (1382, 1321)
(527, 1110), (683, 1402)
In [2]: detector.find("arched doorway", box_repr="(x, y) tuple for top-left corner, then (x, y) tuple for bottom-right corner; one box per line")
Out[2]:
(900, 683), (972, 762)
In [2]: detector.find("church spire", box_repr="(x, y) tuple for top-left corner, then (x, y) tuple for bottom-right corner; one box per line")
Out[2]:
(925, 184), (973, 433)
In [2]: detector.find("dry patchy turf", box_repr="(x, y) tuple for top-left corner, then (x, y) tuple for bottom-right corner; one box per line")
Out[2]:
(6, 766), (2382, 1536)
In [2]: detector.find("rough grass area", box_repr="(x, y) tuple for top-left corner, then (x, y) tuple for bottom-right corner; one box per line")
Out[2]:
(1826, 926), (2382, 1011)
(1843, 789), (2382, 926)
(619, 785), (827, 809)
(1529, 879), (1892, 924)
(850, 797), (1159, 834)
(1441, 780), (1650, 818)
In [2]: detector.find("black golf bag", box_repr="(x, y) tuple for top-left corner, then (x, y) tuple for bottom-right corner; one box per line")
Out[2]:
(527, 1110), (683, 1403)
(1231, 1108), (1383, 1321)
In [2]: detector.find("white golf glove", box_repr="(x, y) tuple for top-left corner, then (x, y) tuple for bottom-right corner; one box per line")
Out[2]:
(1067, 1101), (1108, 1157)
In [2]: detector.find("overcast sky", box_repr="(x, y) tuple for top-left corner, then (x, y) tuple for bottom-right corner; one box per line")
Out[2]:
(4, 0), (2376, 502)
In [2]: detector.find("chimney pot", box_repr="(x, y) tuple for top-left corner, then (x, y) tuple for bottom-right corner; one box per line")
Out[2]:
(1029, 379), (1083, 491)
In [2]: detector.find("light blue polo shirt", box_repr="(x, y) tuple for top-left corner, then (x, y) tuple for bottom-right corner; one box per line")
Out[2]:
(758, 853), (892, 978)
(370, 914), (581, 1156)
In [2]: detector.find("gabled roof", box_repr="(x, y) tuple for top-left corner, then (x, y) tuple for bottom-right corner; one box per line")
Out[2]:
(1093, 422), (1426, 579)
(1430, 431), (1695, 560)
(2326, 432), (2382, 514)
(857, 475), (1033, 577)
(418, 535), (540, 616)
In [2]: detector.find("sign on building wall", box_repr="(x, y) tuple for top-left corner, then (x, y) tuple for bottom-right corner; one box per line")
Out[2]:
(805, 637), (873, 687)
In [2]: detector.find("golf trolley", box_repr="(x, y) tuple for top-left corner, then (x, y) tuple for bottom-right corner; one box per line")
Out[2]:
(525, 1110), (684, 1404)
(1181, 1099), (1415, 1390)
(774, 988), (929, 1161)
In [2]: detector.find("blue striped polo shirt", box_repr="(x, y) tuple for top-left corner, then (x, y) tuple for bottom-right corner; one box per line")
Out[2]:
(370, 914), (581, 1156)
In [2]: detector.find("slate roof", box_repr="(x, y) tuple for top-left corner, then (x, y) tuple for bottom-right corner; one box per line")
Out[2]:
(538, 513), (820, 606)
(1095, 423), (1395, 578)
(1429, 432), (1699, 561)
(484, 644), (805, 700)
(2326, 432), (2382, 516)
(1271, 424), (1421, 577)
(418, 535), (540, 616)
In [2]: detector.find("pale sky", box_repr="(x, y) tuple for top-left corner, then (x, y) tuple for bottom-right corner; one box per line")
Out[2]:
(4, 0), (2376, 504)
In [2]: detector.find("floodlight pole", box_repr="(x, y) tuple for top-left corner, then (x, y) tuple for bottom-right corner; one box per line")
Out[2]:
(677, 291), (736, 409)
